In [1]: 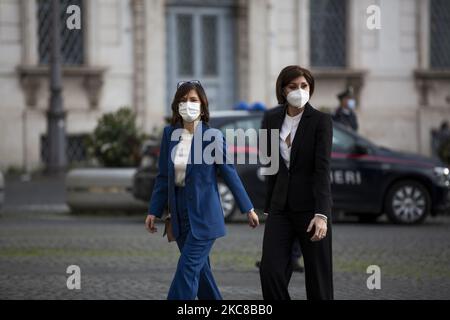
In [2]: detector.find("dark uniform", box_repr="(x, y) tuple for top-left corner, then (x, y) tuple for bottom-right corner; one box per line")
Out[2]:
(332, 89), (358, 132)
(332, 107), (358, 131)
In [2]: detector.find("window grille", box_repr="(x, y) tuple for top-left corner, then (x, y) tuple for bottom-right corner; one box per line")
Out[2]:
(310, 0), (347, 68)
(37, 0), (84, 65)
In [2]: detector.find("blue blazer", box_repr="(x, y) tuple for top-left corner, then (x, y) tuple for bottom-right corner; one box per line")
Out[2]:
(148, 121), (254, 240)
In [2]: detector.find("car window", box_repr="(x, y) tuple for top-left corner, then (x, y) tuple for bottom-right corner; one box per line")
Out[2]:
(217, 117), (261, 147)
(332, 126), (356, 152)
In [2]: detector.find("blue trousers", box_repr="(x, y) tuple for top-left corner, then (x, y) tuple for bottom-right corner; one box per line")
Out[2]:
(167, 186), (222, 300)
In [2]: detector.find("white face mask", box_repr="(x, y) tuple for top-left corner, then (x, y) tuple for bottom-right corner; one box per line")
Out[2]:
(178, 101), (201, 123)
(286, 88), (310, 109)
(347, 98), (356, 110)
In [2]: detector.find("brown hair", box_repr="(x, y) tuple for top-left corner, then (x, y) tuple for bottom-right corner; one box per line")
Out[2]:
(275, 65), (315, 105)
(170, 82), (210, 126)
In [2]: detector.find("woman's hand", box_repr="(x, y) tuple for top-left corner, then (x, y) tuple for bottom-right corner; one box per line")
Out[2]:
(247, 209), (260, 228)
(307, 216), (327, 241)
(145, 214), (158, 234)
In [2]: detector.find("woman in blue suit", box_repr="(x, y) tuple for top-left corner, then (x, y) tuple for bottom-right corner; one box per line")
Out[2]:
(145, 80), (260, 300)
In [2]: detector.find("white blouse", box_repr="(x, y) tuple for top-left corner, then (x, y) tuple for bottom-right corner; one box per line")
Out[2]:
(173, 120), (200, 187)
(279, 110), (303, 169)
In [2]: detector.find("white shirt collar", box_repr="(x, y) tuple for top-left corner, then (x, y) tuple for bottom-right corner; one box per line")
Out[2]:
(280, 110), (303, 140)
(182, 119), (201, 136)
(286, 110), (303, 121)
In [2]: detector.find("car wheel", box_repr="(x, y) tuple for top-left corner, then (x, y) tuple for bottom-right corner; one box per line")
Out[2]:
(217, 181), (236, 222)
(385, 180), (430, 224)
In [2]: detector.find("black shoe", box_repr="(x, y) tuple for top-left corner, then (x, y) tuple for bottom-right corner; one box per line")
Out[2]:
(255, 261), (261, 269)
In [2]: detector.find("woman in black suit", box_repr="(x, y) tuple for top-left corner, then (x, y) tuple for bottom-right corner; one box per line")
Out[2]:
(259, 65), (333, 300)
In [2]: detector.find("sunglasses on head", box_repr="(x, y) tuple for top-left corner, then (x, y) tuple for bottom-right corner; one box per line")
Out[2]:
(177, 80), (202, 89)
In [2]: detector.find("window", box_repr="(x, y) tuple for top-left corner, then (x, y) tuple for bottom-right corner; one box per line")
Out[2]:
(219, 117), (261, 148)
(176, 14), (194, 76)
(37, 0), (84, 65)
(430, 0), (450, 69)
(167, 5), (236, 110)
(41, 134), (89, 164)
(201, 15), (218, 76)
(310, 0), (347, 68)
(332, 126), (355, 152)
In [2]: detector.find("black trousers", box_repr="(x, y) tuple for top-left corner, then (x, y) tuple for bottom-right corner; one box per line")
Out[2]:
(259, 209), (333, 300)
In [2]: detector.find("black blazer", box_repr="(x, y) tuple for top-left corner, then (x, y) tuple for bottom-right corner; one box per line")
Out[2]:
(261, 102), (333, 218)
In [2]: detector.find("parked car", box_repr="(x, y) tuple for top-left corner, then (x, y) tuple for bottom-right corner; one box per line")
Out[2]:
(133, 110), (450, 224)
(0, 171), (4, 209)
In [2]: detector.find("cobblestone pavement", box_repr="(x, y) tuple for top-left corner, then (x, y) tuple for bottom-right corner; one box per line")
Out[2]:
(0, 210), (449, 300)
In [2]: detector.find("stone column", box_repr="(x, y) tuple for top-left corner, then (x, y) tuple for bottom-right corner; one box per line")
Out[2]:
(142, 0), (166, 134)
(247, 0), (270, 106)
(131, 0), (147, 129)
(297, 0), (310, 67)
(20, 0), (39, 65)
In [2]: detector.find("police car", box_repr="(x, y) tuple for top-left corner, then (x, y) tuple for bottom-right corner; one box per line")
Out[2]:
(133, 109), (450, 224)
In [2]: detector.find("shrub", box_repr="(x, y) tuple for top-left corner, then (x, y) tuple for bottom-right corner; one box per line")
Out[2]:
(86, 107), (147, 167)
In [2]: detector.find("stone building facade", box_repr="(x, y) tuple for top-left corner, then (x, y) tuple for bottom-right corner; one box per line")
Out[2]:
(0, 0), (449, 171)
